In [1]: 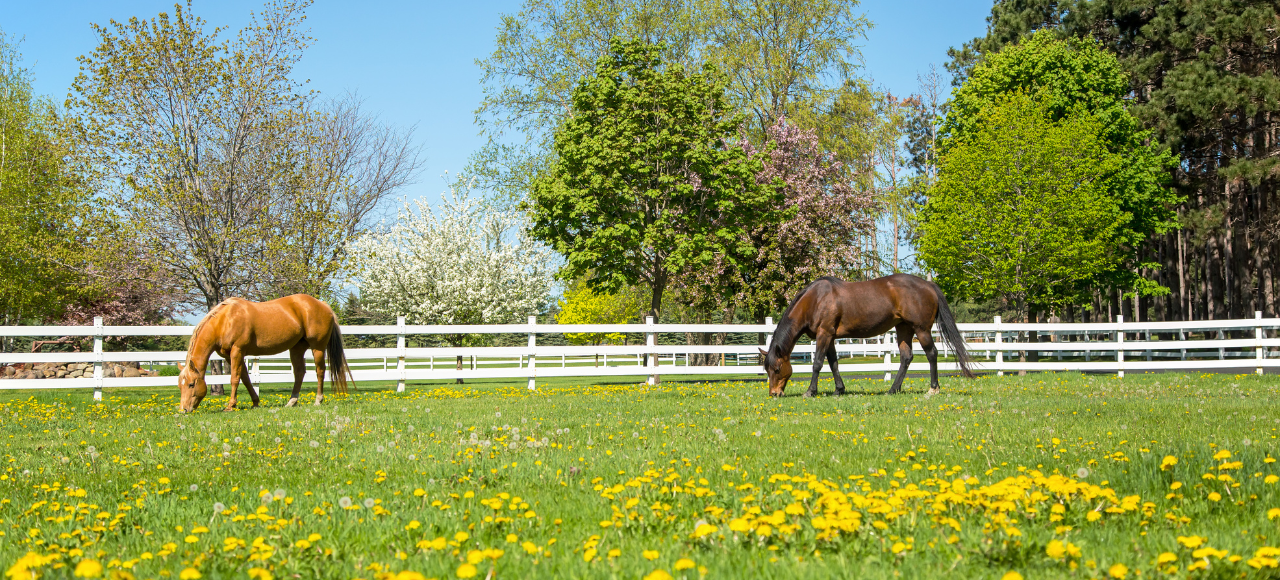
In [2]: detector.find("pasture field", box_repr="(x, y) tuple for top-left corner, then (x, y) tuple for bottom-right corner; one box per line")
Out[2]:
(2, 372), (1279, 579)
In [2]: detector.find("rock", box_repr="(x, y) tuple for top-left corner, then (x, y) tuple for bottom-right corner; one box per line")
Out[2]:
(56, 370), (68, 378)
(70, 363), (85, 372)
(122, 361), (139, 369)
(103, 367), (115, 378)
(2, 367), (13, 377)
(122, 368), (140, 378)
(21, 371), (39, 380)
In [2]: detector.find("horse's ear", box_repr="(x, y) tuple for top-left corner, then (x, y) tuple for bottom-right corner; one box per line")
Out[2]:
(758, 348), (768, 358)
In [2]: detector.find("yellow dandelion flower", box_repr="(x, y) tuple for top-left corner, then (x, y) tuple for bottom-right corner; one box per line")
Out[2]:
(674, 558), (695, 571)
(178, 568), (202, 580)
(1045, 540), (1066, 560)
(642, 571), (673, 580)
(247, 568), (273, 580)
(456, 563), (477, 579)
(1001, 572), (1023, 580)
(1108, 563), (1128, 579)
(643, 550), (660, 560)
(73, 559), (104, 578)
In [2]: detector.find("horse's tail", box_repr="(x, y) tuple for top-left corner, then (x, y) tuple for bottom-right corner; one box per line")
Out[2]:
(930, 283), (977, 378)
(328, 316), (355, 394)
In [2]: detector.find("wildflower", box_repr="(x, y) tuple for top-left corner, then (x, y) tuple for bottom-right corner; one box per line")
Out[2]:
(674, 558), (695, 571)
(1076, 468), (1089, 478)
(273, 489), (286, 500)
(643, 550), (660, 561)
(1156, 553), (1177, 565)
(643, 571), (673, 580)
(456, 563), (477, 578)
(73, 559), (104, 578)
(1046, 540), (1066, 560)
(338, 497), (353, 508)
(310, 441), (319, 448)
(1108, 563), (1128, 579)
(583, 548), (597, 562)
(1177, 536), (1205, 549)
(213, 502), (225, 513)
(178, 568), (202, 580)
(1001, 573), (1023, 580)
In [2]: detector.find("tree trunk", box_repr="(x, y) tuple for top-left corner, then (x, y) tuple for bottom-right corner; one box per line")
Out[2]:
(456, 355), (464, 384)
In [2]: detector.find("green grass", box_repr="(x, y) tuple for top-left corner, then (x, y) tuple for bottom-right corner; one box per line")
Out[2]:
(2, 371), (1279, 579)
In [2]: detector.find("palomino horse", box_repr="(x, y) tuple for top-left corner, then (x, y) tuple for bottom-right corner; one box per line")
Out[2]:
(760, 274), (975, 397)
(178, 295), (352, 412)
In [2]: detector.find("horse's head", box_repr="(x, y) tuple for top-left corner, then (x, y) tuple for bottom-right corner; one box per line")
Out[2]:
(759, 348), (792, 397)
(177, 362), (208, 412)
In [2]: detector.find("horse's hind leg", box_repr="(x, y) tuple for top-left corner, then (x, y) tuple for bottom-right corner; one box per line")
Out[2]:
(827, 343), (847, 395)
(886, 323), (915, 395)
(312, 346), (327, 405)
(805, 330), (834, 398)
(916, 327), (940, 395)
(285, 343), (307, 407)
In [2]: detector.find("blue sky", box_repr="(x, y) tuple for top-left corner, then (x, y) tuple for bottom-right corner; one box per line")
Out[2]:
(6, 0), (993, 206)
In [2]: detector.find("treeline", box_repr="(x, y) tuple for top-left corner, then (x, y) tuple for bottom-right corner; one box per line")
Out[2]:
(947, 0), (1280, 323)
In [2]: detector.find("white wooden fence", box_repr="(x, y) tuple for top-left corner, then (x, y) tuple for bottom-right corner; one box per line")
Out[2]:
(1, 313), (1278, 401)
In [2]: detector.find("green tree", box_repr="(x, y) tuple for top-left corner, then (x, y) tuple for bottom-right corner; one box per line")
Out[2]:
(919, 91), (1130, 320)
(528, 38), (775, 319)
(950, 0), (1280, 322)
(0, 31), (93, 325)
(472, 0), (871, 207)
(937, 31), (1179, 298)
(555, 280), (645, 366)
(68, 1), (420, 311)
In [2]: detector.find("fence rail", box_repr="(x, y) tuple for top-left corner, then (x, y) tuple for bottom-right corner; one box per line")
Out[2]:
(1, 313), (1277, 401)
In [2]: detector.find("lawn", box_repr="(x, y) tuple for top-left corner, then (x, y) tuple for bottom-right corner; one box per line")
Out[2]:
(2, 371), (1278, 579)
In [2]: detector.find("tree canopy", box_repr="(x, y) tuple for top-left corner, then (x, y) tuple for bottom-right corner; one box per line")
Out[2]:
(919, 91), (1134, 318)
(529, 39), (777, 319)
(936, 31), (1179, 299)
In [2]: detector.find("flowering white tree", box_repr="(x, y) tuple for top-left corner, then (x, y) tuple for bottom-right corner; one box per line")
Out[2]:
(352, 181), (556, 371)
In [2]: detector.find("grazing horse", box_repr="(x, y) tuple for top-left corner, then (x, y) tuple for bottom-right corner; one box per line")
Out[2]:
(178, 295), (352, 412)
(760, 274), (975, 397)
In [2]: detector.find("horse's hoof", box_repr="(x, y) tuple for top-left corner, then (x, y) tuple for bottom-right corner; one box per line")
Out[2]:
(927, 387), (940, 396)
(284, 398), (298, 408)
(803, 392), (816, 399)
(313, 397), (323, 406)
(833, 390), (847, 396)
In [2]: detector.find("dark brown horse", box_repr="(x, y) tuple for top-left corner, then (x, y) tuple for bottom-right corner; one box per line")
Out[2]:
(760, 274), (975, 397)
(178, 295), (352, 412)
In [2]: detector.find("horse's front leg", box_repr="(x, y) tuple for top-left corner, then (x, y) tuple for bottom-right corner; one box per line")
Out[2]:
(225, 348), (244, 411)
(806, 331), (834, 398)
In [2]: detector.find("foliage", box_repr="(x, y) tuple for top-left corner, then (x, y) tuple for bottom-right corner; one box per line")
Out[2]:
(950, 0), (1280, 321)
(704, 0), (871, 140)
(683, 117), (875, 317)
(2, 372), (1279, 578)
(0, 31), (93, 324)
(918, 92), (1134, 318)
(472, 0), (871, 207)
(352, 180), (556, 347)
(68, 1), (420, 310)
(555, 280), (645, 347)
(529, 39), (775, 319)
(936, 31), (1179, 298)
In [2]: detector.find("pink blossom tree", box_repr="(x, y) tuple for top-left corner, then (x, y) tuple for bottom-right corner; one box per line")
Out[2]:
(674, 117), (878, 321)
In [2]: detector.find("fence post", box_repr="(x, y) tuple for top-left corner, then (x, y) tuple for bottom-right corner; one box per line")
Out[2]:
(994, 316), (1003, 377)
(646, 316), (658, 385)
(883, 331), (892, 381)
(396, 316), (406, 393)
(249, 358), (260, 398)
(1116, 315), (1125, 378)
(528, 315), (538, 391)
(1257, 311), (1264, 376)
(93, 316), (103, 402)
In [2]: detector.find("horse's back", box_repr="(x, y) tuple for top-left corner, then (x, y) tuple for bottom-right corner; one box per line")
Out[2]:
(811, 274), (938, 338)
(216, 295), (336, 354)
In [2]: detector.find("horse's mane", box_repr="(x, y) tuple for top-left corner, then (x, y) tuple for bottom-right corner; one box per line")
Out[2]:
(186, 300), (233, 360)
(771, 277), (843, 357)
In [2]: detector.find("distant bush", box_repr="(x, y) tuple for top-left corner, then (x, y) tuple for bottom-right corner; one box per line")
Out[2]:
(156, 365), (180, 377)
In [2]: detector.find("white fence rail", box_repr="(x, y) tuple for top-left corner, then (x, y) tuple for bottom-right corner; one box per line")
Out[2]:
(1, 313), (1278, 400)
